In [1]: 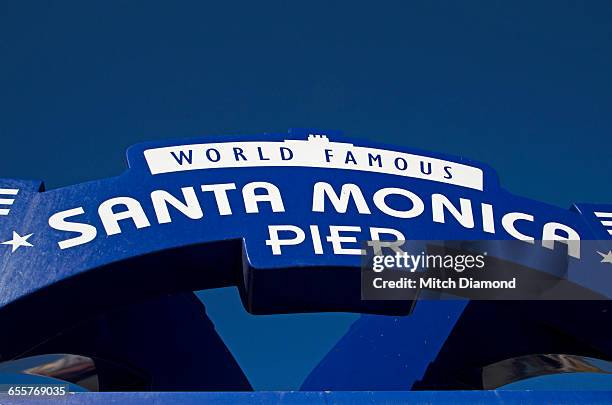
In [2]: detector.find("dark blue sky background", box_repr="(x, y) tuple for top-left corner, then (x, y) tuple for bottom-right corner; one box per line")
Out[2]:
(1, 0), (611, 390)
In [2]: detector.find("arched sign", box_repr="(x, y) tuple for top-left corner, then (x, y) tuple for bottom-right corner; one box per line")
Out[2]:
(0, 129), (610, 390)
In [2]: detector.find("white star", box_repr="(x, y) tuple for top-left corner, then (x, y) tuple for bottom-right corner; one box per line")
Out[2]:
(597, 250), (612, 265)
(1, 231), (34, 252)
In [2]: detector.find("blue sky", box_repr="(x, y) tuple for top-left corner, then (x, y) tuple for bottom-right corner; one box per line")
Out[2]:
(1, 0), (611, 390)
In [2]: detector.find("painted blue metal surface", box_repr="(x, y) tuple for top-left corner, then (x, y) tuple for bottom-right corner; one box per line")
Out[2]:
(0, 129), (610, 391)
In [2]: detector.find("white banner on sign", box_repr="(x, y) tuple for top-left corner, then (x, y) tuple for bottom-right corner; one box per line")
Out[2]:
(143, 136), (484, 191)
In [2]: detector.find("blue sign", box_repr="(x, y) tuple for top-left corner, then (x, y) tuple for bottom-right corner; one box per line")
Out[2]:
(0, 128), (610, 391)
